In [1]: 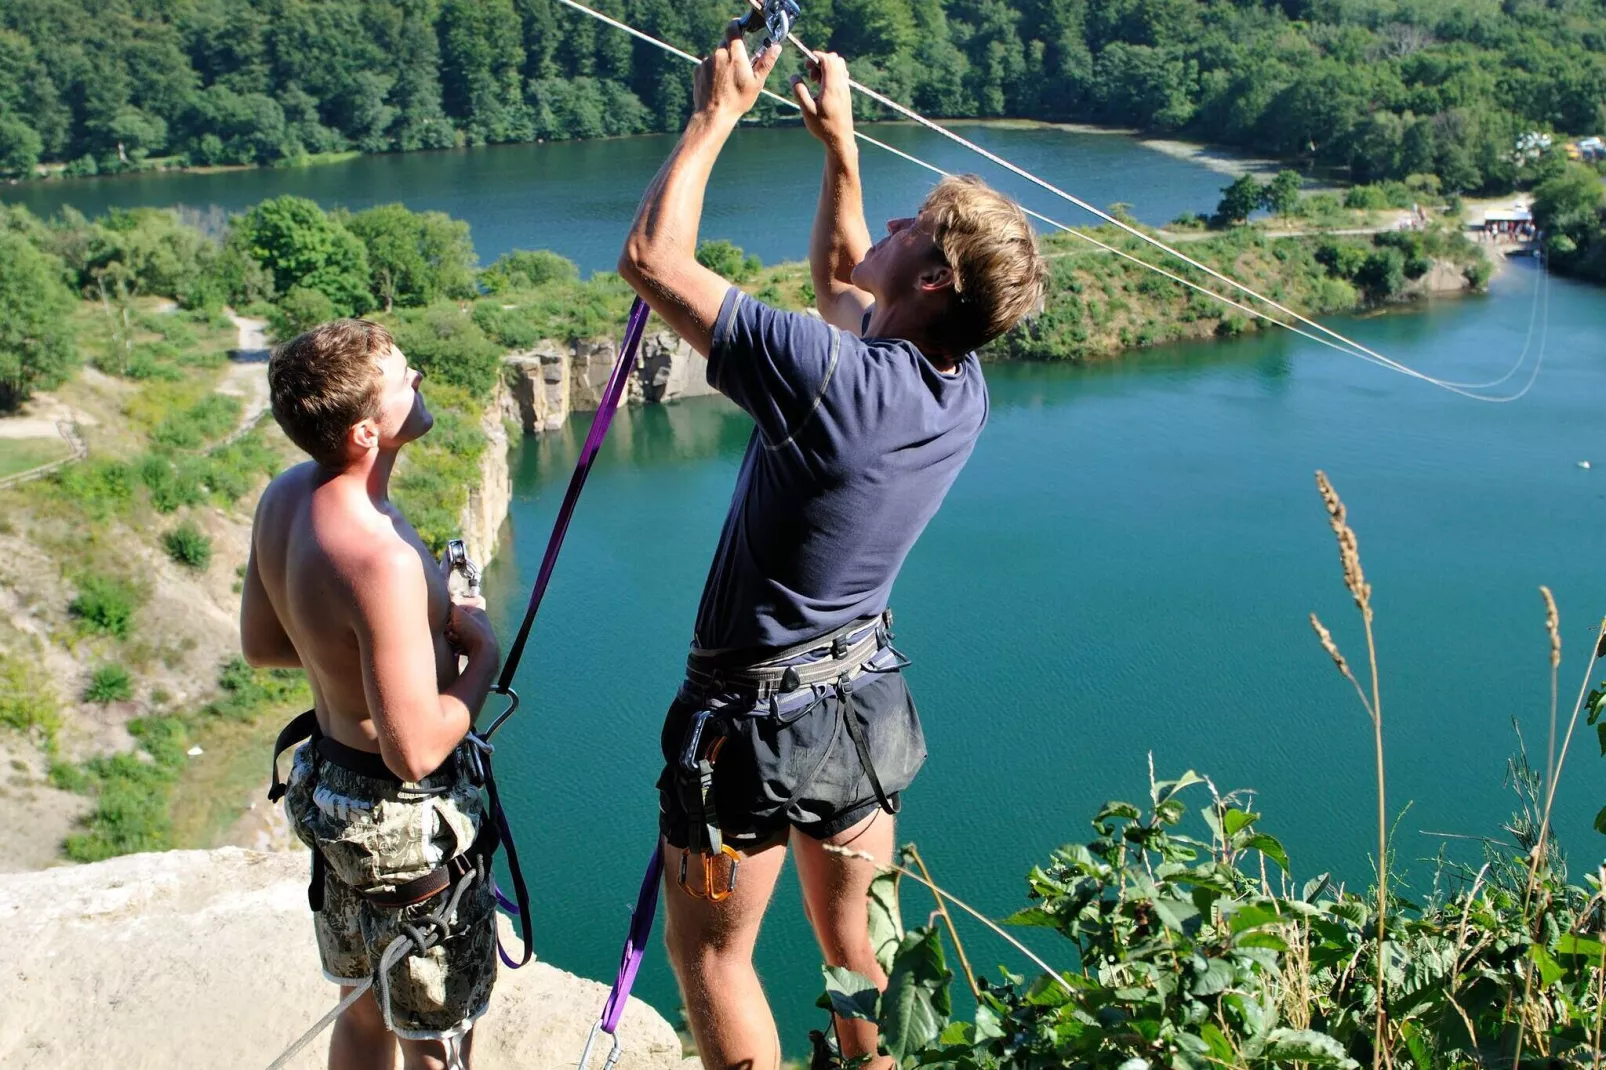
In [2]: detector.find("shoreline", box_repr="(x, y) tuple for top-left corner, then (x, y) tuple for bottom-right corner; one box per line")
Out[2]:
(11, 118), (1295, 190)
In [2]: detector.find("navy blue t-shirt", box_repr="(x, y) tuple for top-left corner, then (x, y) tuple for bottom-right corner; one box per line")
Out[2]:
(693, 287), (989, 655)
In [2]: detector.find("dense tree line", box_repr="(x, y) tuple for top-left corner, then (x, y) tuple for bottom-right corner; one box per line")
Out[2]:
(1, 0), (1603, 191)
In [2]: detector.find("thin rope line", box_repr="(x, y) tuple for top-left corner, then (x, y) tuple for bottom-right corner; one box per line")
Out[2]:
(766, 13), (1538, 401)
(553, 0), (1542, 402)
(264, 980), (373, 1070)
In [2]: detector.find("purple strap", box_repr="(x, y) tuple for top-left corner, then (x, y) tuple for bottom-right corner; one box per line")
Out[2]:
(495, 297), (652, 695)
(599, 845), (665, 1034)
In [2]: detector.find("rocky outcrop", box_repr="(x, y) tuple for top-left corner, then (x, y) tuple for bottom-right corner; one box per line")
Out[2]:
(500, 329), (716, 436)
(460, 378), (512, 568)
(0, 848), (687, 1070)
(637, 330), (715, 406)
(503, 342), (572, 435)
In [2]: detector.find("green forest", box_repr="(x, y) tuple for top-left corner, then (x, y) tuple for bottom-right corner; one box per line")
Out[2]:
(0, 0), (1603, 193)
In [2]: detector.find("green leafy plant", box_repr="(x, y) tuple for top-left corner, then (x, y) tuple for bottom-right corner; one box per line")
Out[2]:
(162, 520), (213, 570)
(83, 663), (133, 704)
(68, 574), (140, 638)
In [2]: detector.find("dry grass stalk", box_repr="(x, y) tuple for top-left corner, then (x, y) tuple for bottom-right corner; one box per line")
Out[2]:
(1310, 471), (1388, 1070)
(821, 842), (1075, 996)
(905, 844), (981, 1000)
(1512, 611), (1606, 1069)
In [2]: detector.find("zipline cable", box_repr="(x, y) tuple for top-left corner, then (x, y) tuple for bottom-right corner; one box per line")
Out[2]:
(756, 3), (1547, 401)
(550, 0), (1544, 402)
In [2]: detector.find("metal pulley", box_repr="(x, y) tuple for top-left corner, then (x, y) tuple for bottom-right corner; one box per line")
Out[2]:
(738, 0), (800, 50)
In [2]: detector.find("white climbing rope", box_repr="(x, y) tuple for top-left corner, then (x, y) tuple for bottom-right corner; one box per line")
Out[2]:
(551, 0), (1546, 402)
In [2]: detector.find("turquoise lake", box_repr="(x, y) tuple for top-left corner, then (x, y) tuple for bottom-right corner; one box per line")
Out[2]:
(12, 124), (1604, 1053)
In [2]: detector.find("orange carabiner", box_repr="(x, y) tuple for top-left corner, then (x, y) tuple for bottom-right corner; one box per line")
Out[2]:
(677, 842), (741, 901)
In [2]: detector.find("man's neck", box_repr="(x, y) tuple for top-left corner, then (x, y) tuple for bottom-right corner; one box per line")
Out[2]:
(866, 305), (962, 374)
(324, 448), (400, 507)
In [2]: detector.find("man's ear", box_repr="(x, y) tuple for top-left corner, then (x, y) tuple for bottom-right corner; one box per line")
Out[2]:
(349, 418), (380, 454)
(917, 263), (954, 293)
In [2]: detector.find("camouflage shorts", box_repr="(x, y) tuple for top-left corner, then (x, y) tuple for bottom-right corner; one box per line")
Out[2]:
(283, 741), (497, 1041)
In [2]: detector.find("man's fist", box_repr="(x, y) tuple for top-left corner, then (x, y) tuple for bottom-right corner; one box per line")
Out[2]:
(693, 19), (781, 123)
(790, 52), (855, 155)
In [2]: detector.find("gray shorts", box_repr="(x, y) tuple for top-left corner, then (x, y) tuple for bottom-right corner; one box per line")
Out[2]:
(657, 667), (927, 849)
(283, 742), (497, 1041)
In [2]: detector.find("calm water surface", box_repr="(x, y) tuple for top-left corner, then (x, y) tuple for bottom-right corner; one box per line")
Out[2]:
(482, 258), (1606, 1048)
(3, 124), (1222, 272)
(13, 128), (1603, 1051)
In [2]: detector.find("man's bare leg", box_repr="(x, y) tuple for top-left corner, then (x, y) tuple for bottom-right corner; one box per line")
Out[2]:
(663, 838), (790, 1070)
(792, 811), (896, 1070)
(399, 1028), (474, 1070)
(330, 986), (396, 1070)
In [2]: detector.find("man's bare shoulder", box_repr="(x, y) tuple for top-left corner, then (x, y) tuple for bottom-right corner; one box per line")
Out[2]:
(255, 461), (321, 522)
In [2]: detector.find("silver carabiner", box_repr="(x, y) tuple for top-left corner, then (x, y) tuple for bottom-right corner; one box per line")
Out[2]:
(442, 538), (483, 599)
(576, 1018), (622, 1070)
(739, 0), (800, 50)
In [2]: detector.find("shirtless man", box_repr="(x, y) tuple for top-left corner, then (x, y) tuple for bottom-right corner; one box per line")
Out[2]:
(244, 318), (502, 1070)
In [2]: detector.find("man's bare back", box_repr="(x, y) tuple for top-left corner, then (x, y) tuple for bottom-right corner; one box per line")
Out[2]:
(245, 460), (455, 754)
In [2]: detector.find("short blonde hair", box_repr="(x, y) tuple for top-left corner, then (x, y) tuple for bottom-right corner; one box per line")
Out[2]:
(268, 319), (392, 466)
(919, 175), (1047, 351)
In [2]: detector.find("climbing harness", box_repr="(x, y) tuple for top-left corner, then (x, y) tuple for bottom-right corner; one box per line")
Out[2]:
(550, 0), (1550, 404)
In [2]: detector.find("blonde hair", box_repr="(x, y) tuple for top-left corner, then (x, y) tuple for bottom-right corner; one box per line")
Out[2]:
(919, 175), (1047, 351)
(268, 318), (392, 466)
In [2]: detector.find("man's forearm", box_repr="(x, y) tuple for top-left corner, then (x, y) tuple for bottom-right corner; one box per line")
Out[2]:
(622, 113), (734, 278)
(811, 142), (871, 296)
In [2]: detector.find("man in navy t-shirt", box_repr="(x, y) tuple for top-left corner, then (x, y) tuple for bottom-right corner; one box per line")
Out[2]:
(617, 27), (1046, 1070)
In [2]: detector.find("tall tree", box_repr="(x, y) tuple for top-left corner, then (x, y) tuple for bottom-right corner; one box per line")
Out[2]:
(0, 232), (77, 412)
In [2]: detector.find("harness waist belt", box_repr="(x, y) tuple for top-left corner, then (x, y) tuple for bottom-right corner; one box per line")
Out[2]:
(684, 612), (889, 700)
(360, 820), (499, 911)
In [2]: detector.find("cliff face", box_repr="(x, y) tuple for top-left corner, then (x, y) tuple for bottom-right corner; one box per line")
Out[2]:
(501, 329), (715, 436)
(460, 377), (513, 568)
(0, 848), (688, 1070)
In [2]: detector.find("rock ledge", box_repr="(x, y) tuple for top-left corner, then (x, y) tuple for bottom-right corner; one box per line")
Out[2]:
(0, 848), (685, 1069)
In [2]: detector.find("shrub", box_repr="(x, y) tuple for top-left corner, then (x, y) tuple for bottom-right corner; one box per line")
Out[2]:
(207, 656), (307, 721)
(479, 249), (579, 293)
(61, 715), (185, 861)
(84, 664), (133, 704)
(1344, 184), (1392, 210)
(472, 304), (543, 349)
(268, 286), (337, 340)
(162, 521), (213, 570)
(69, 575), (140, 638)
(152, 394), (241, 449)
(695, 239), (762, 282)
(389, 304), (502, 397)
(0, 656), (60, 740)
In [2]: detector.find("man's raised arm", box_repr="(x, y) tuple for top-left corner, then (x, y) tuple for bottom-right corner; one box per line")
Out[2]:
(617, 24), (780, 356)
(792, 53), (874, 334)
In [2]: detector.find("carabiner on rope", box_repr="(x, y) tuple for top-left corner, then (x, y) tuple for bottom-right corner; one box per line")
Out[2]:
(577, 1018), (624, 1070)
(738, 0), (800, 50)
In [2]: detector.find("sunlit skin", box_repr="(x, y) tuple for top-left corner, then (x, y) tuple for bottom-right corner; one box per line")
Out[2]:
(242, 343), (499, 1070)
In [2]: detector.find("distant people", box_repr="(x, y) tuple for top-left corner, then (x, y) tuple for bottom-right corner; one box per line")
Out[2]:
(615, 25), (1045, 1070)
(247, 319), (502, 1069)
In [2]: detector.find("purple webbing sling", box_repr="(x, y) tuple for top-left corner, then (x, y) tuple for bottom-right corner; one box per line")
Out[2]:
(494, 296), (652, 699)
(579, 846), (665, 1070)
(487, 297), (653, 971)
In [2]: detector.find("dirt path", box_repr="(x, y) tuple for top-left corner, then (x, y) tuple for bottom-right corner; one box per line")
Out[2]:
(219, 312), (272, 440)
